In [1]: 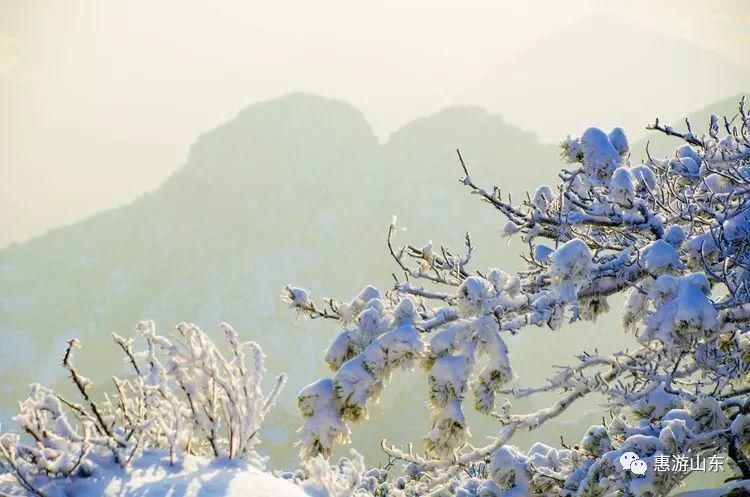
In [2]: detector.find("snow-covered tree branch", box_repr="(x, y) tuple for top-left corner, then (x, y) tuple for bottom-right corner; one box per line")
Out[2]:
(285, 98), (750, 496)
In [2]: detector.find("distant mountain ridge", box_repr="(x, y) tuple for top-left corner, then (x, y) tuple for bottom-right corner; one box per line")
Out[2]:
(0, 93), (558, 466)
(4, 12), (747, 250)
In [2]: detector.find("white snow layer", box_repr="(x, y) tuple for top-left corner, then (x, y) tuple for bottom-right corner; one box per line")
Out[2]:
(0, 451), (309, 497)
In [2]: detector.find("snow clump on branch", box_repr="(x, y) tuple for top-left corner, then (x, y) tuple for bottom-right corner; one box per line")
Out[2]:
(286, 98), (750, 496)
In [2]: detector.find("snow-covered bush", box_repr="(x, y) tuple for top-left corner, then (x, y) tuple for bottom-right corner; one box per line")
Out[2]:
(285, 98), (750, 496)
(0, 322), (285, 496)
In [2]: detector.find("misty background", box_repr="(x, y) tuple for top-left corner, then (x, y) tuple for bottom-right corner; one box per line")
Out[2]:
(3, 0), (750, 246)
(1, 0), (749, 492)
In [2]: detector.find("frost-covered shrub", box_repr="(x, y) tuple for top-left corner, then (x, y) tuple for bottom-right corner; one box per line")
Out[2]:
(285, 98), (750, 496)
(0, 322), (285, 496)
(287, 451), (389, 497)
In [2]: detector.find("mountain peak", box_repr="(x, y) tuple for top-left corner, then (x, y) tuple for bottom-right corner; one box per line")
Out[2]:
(160, 93), (379, 200)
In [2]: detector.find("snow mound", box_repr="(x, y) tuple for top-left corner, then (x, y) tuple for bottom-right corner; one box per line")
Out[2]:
(0, 452), (310, 497)
(639, 239), (683, 273)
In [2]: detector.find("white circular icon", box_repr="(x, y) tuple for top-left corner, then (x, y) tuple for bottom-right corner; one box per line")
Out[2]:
(619, 451), (639, 470)
(630, 459), (648, 475)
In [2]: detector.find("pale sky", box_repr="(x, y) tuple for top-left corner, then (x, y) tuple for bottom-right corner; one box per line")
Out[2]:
(1, 0), (749, 247)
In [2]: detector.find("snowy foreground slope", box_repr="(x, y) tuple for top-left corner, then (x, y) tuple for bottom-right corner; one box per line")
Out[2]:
(0, 452), (309, 497)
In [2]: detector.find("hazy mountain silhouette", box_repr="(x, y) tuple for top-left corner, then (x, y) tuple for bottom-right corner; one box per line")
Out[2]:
(463, 14), (750, 144)
(382, 106), (558, 261)
(0, 93), (564, 466)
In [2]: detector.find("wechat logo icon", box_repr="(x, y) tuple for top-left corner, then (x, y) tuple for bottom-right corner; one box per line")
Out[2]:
(619, 452), (647, 476)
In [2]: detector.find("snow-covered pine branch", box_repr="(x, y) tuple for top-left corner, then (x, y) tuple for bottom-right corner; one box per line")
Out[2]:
(0, 322), (286, 496)
(285, 97), (750, 496)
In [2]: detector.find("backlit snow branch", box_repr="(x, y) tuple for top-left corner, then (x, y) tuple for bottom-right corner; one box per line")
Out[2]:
(285, 97), (750, 496)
